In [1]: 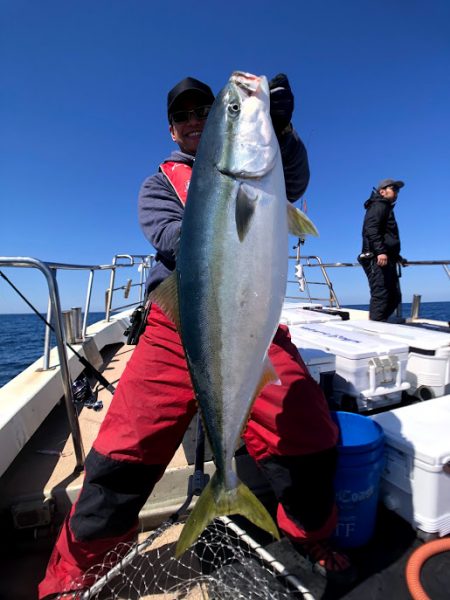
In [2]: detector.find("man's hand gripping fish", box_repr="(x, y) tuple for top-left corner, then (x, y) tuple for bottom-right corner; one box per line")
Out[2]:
(151, 71), (318, 556)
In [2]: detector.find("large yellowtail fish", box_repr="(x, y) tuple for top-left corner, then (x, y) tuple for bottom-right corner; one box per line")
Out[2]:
(151, 71), (318, 556)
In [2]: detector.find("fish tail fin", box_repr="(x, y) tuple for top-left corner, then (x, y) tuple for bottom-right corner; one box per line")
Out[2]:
(175, 472), (280, 557)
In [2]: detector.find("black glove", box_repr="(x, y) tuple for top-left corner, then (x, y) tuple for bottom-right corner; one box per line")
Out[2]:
(269, 73), (294, 135)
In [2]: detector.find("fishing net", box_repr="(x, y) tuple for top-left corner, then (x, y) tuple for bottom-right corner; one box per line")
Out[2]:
(57, 517), (313, 599)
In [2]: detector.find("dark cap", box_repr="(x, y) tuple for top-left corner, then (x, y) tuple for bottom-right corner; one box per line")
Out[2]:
(377, 178), (405, 191)
(167, 77), (215, 120)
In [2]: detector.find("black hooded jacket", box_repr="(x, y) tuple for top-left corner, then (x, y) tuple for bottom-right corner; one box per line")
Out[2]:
(361, 191), (401, 258)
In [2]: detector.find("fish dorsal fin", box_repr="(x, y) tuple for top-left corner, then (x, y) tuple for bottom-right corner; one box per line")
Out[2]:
(148, 272), (180, 331)
(287, 202), (319, 237)
(236, 183), (260, 242)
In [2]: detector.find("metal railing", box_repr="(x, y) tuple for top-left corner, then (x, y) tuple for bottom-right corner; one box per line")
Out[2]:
(287, 253), (450, 309)
(0, 254), (154, 471)
(286, 254), (341, 306)
(105, 254), (154, 321)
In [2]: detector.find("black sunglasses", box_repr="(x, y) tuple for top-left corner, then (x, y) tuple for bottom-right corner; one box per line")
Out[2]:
(170, 105), (212, 124)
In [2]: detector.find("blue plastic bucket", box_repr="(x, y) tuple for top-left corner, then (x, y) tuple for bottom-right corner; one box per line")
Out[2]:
(331, 411), (385, 548)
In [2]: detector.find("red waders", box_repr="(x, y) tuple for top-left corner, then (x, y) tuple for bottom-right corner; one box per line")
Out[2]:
(39, 162), (338, 599)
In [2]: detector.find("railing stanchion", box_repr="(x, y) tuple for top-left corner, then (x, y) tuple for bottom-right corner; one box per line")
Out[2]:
(43, 295), (52, 371)
(46, 265), (85, 470)
(82, 269), (95, 339)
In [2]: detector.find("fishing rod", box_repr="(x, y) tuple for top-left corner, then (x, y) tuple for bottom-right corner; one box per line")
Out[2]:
(0, 269), (116, 394)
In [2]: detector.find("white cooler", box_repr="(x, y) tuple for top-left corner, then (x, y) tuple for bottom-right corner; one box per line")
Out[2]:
(297, 347), (336, 401)
(280, 302), (342, 325)
(372, 396), (450, 537)
(289, 323), (410, 411)
(332, 320), (450, 401)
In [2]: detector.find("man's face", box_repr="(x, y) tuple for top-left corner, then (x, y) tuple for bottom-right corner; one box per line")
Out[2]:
(379, 185), (400, 202)
(169, 92), (212, 155)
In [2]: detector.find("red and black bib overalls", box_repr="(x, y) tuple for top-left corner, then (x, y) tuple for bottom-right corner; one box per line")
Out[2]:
(39, 161), (339, 599)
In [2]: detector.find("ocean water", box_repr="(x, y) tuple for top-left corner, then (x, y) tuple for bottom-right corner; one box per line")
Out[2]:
(0, 303), (449, 389)
(347, 301), (450, 323)
(0, 312), (104, 388)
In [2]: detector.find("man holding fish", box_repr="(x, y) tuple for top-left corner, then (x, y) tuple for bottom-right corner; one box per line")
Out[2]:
(39, 72), (354, 599)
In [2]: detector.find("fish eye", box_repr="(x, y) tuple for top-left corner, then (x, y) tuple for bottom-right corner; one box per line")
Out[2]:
(228, 102), (240, 116)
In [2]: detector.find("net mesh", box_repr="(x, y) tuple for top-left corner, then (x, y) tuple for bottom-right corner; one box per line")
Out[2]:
(56, 518), (307, 599)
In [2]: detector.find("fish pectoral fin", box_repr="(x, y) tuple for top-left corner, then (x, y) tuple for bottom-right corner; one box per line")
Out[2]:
(287, 203), (319, 238)
(148, 272), (180, 330)
(235, 182), (260, 242)
(175, 472), (279, 558)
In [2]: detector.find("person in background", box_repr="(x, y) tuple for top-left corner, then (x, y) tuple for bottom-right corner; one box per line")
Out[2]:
(359, 178), (406, 321)
(39, 73), (355, 599)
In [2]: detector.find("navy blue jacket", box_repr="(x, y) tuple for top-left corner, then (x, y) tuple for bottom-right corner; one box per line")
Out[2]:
(139, 129), (310, 292)
(361, 192), (401, 258)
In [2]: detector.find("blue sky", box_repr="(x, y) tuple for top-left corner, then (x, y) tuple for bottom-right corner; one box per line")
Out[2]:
(1, 0), (449, 313)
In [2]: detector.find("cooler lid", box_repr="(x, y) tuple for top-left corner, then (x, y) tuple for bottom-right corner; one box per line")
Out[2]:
(280, 304), (341, 325)
(289, 323), (409, 360)
(372, 395), (450, 465)
(334, 320), (450, 352)
(298, 346), (336, 368)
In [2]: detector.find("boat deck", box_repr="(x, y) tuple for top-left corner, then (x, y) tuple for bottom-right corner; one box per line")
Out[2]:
(1, 339), (450, 599)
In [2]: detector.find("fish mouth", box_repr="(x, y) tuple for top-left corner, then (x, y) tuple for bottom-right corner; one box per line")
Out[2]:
(230, 71), (269, 97)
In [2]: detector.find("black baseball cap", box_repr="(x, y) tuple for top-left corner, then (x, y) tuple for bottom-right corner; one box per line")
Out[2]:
(377, 178), (405, 191)
(167, 77), (215, 120)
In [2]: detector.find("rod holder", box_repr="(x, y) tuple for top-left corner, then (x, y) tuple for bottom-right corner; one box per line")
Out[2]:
(411, 294), (421, 319)
(62, 310), (75, 344)
(70, 307), (83, 342)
